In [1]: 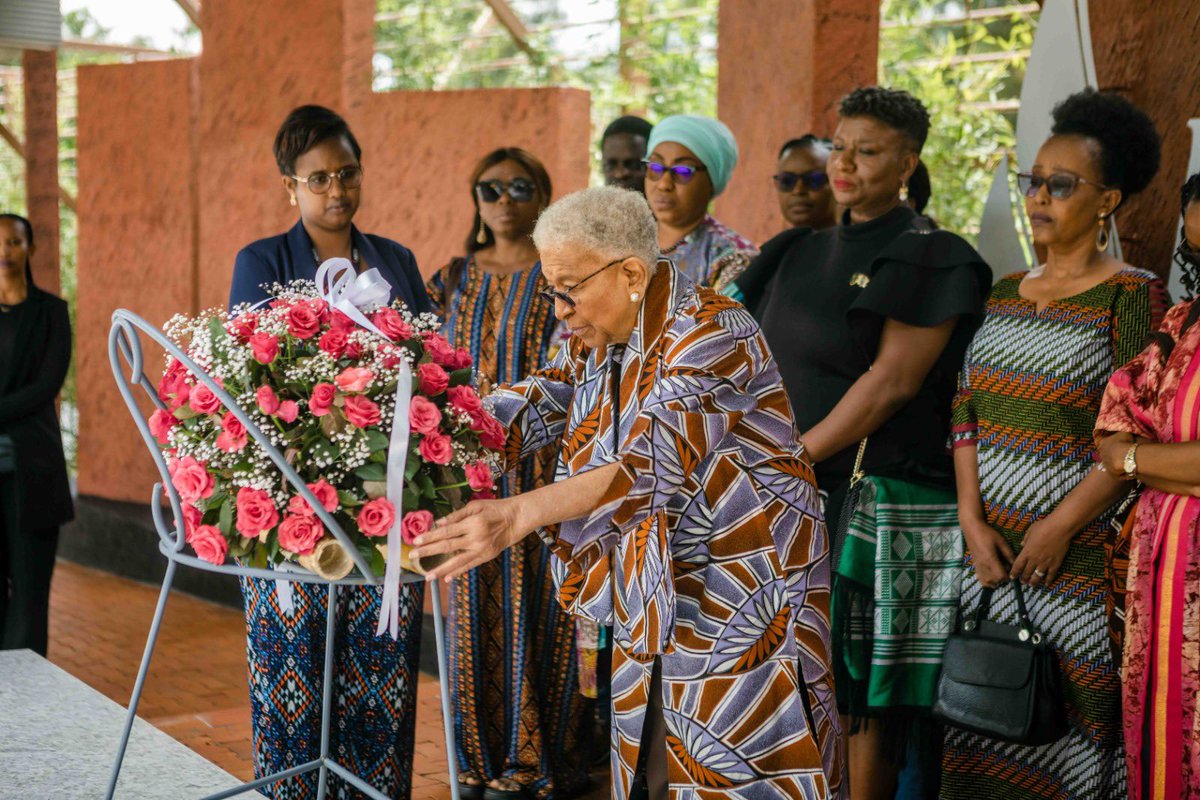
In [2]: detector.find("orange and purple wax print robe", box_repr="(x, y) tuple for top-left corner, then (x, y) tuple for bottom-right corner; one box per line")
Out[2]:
(1096, 298), (1200, 799)
(490, 264), (842, 799)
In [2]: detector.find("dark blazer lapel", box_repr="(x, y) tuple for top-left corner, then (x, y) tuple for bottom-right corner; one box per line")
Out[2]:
(285, 219), (318, 284)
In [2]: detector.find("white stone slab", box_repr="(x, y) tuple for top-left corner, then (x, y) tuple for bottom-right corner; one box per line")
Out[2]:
(0, 649), (239, 799)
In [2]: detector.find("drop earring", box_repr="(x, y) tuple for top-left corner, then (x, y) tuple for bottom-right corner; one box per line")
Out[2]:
(475, 218), (488, 245)
(1096, 215), (1110, 252)
(290, 195), (297, 207)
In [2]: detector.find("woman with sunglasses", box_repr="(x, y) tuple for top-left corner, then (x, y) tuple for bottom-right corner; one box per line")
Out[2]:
(774, 135), (838, 231)
(643, 115), (757, 292)
(427, 147), (589, 800)
(1091, 174), (1200, 799)
(942, 89), (1165, 799)
(228, 105), (433, 800)
(730, 86), (991, 799)
(409, 185), (841, 798)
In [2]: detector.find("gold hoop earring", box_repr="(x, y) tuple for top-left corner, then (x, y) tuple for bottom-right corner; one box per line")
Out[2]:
(475, 218), (488, 245)
(1096, 216), (1110, 252)
(899, 182), (909, 203)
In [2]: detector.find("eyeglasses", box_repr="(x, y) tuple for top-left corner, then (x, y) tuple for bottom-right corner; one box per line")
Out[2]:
(475, 178), (537, 203)
(773, 170), (829, 192)
(1175, 228), (1200, 271)
(643, 160), (707, 185)
(292, 166), (363, 195)
(1016, 171), (1110, 200)
(539, 256), (628, 308)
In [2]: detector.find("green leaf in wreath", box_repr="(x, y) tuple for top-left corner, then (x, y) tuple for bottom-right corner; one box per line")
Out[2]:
(404, 452), (421, 479)
(319, 408), (347, 438)
(208, 316), (229, 345)
(246, 546), (268, 570)
(219, 495), (234, 533)
(416, 472), (436, 500)
(337, 489), (364, 508)
(355, 462), (387, 482)
(448, 367), (474, 387)
(362, 480), (388, 499)
(173, 406), (200, 421)
(402, 487), (420, 512)
(363, 429), (390, 452)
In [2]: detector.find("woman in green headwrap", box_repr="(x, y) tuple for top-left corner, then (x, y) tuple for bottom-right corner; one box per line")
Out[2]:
(644, 114), (758, 291)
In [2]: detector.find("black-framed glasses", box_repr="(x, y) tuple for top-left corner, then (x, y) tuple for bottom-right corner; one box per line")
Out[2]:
(772, 170), (829, 192)
(1175, 228), (1200, 270)
(1016, 171), (1110, 200)
(292, 166), (363, 195)
(475, 178), (537, 203)
(539, 257), (629, 308)
(643, 160), (707, 185)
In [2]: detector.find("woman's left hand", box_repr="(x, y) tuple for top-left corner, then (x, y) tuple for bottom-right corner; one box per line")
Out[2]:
(1098, 432), (1135, 477)
(410, 498), (528, 583)
(1009, 517), (1072, 586)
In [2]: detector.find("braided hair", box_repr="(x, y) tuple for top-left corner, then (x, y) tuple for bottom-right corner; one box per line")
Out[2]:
(1147, 174), (1200, 362)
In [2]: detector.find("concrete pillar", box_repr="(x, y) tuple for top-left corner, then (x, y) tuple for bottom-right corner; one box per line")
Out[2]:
(22, 48), (59, 293)
(715, 0), (879, 245)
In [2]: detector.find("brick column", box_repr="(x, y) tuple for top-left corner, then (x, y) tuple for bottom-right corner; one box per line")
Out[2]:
(715, 0), (879, 245)
(22, 49), (59, 293)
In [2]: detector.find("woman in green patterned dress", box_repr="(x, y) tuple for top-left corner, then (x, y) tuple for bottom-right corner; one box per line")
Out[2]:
(427, 147), (589, 800)
(943, 90), (1165, 797)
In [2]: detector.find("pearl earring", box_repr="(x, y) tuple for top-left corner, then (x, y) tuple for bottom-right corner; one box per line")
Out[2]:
(290, 195), (297, 207)
(630, 292), (640, 302)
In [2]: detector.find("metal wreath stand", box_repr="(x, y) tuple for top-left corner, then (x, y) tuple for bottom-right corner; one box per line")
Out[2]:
(105, 309), (460, 800)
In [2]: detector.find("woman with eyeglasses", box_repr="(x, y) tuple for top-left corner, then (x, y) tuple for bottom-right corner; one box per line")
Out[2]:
(774, 135), (838, 231)
(643, 114), (757, 292)
(942, 89), (1166, 799)
(426, 147), (589, 800)
(729, 86), (991, 799)
(228, 105), (433, 800)
(1091, 173), (1200, 798)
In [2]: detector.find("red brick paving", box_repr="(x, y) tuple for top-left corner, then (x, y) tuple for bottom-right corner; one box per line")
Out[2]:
(46, 560), (608, 799)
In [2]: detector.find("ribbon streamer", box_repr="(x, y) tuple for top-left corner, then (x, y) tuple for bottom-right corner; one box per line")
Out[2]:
(270, 258), (412, 638)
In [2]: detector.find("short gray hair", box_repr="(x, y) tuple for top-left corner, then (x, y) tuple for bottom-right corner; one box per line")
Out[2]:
(532, 186), (660, 270)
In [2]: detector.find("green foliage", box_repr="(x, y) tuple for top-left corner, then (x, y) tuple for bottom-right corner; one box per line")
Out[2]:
(879, 0), (1036, 240)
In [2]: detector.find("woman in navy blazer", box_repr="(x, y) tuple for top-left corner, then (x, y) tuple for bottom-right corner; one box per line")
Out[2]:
(228, 105), (429, 800)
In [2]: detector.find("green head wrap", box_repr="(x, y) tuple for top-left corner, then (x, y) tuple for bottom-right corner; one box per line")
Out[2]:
(646, 115), (739, 196)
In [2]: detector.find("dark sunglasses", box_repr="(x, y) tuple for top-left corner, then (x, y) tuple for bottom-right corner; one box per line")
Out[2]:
(643, 160), (707, 185)
(539, 256), (629, 308)
(772, 170), (829, 192)
(1175, 228), (1200, 270)
(475, 178), (537, 203)
(1016, 171), (1110, 200)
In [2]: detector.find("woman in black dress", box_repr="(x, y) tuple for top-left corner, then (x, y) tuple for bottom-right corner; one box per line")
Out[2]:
(0, 213), (73, 657)
(729, 87), (991, 799)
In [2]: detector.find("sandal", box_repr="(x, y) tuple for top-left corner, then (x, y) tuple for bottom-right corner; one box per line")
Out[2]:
(483, 777), (530, 800)
(457, 775), (486, 800)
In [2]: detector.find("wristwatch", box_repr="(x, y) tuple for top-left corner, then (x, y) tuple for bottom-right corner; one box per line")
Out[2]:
(1122, 443), (1140, 477)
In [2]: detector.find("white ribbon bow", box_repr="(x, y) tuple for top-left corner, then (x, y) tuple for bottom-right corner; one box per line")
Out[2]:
(275, 258), (412, 639)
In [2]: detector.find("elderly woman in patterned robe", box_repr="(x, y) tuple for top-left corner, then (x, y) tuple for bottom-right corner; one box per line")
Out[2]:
(411, 186), (841, 800)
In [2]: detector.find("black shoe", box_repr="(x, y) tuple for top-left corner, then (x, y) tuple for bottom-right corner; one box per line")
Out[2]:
(482, 781), (529, 800)
(457, 781), (486, 800)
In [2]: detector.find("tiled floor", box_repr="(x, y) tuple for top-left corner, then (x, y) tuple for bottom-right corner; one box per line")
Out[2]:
(46, 560), (608, 799)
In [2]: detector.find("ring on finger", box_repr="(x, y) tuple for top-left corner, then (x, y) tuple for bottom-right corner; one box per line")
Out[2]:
(1033, 568), (1047, 578)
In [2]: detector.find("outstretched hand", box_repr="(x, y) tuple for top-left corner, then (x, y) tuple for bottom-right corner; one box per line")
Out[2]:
(410, 499), (528, 583)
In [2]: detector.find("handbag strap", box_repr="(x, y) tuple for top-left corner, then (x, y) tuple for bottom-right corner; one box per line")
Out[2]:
(968, 582), (1043, 644)
(847, 437), (868, 488)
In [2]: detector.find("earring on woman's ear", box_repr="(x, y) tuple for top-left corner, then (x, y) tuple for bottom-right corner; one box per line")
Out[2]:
(1096, 215), (1110, 252)
(630, 292), (641, 302)
(475, 218), (488, 245)
(899, 181), (909, 203)
(290, 195), (297, 207)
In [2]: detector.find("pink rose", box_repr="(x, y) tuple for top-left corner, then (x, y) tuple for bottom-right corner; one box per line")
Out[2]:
(477, 413), (507, 451)
(344, 340), (364, 360)
(256, 385), (280, 416)
(373, 308), (414, 342)
(451, 348), (474, 370)
(344, 395), (381, 429)
(276, 400), (299, 423)
(287, 479), (339, 517)
(417, 362), (449, 396)
(379, 346), (402, 370)
(400, 510), (434, 545)
(181, 503), (203, 537)
(216, 412), (248, 452)
(309, 383), (336, 417)
(148, 408), (178, 444)
(318, 328), (348, 358)
(418, 431), (453, 465)
(286, 300), (323, 340)
(330, 310), (357, 332)
(357, 497), (396, 538)
(229, 313), (258, 343)
(277, 514), (324, 555)
(189, 524), (228, 565)
(423, 333), (456, 368)
(235, 486), (280, 538)
(335, 366), (374, 393)
(157, 360), (190, 407)
(188, 382), (222, 415)
(249, 332), (279, 364)
(408, 395), (442, 436)
(170, 456), (214, 504)
(447, 385), (483, 417)
(464, 460), (494, 492)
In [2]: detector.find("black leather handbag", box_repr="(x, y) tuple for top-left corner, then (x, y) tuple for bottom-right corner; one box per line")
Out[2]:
(932, 582), (1069, 745)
